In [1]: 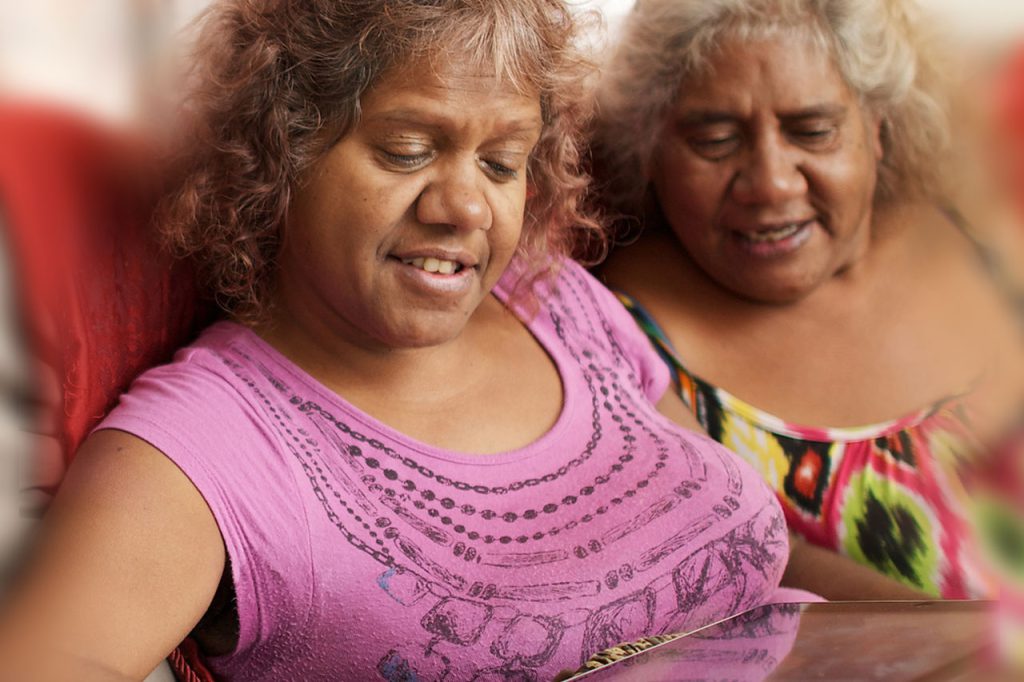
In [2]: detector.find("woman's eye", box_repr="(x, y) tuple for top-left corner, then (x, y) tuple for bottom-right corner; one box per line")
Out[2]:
(689, 135), (739, 160)
(791, 127), (838, 148)
(481, 158), (520, 181)
(380, 149), (432, 169)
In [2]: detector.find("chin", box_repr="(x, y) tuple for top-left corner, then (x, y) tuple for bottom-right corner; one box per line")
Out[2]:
(721, 275), (822, 306)
(374, 314), (470, 350)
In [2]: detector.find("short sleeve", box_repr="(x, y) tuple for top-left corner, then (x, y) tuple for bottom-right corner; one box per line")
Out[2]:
(564, 261), (672, 404)
(95, 352), (312, 664)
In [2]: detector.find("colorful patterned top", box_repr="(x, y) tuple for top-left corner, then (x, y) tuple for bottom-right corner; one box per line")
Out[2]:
(616, 291), (994, 599)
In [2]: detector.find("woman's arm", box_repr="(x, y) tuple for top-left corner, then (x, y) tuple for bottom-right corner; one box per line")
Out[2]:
(0, 429), (226, 680)
(655, 391), (932, 600)
(781, 532), (931, 600)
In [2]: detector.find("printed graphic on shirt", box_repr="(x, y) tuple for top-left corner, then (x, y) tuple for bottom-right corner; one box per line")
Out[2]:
(208, 267), (787, 680)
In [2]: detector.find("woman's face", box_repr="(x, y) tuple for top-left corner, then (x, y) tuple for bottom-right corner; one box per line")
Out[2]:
(652, 34), (883, 304)
(275, 59), (542, 350)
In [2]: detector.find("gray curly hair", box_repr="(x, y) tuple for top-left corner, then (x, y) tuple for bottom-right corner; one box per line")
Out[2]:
(593, 0), (953, 216)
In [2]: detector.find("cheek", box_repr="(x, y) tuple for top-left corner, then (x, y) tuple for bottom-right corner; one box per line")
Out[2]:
(670, 218), (719, 259)
(820, 155), (877, 208)
(656, 166), (722, 225)
(654, 174), (726, 252)
(654, 144), (726, 205)
(494, 188), (528, 244)
(364, 186), (411, 232)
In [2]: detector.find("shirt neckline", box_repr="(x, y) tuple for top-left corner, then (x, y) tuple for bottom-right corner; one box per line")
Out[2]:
(615, 289), (975, 443)
(210, 276), (577, 466)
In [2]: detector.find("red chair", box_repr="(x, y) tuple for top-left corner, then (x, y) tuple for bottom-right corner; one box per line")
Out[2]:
(0, 101), (216, 681)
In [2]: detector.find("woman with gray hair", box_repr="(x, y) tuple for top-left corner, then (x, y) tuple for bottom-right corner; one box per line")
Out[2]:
(596, 0), (1024, 600)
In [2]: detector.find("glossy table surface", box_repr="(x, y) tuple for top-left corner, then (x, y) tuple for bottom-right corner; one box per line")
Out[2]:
(573, 600), (1014, 681)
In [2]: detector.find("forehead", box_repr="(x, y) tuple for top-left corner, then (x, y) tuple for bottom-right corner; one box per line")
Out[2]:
(360, 57), (543, 128)
(674, 33), (853, 113)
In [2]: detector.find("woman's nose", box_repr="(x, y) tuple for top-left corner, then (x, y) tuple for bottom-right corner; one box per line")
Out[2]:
(416, 161), (492, 232)
(730, 137), (808, 206)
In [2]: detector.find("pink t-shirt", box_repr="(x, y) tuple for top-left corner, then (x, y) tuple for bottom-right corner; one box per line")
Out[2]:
(100, 259), (793, 680)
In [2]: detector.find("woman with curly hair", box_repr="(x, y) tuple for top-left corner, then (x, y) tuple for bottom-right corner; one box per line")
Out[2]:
(595, 0), (1024, 601)
(0, 1), (806, 679)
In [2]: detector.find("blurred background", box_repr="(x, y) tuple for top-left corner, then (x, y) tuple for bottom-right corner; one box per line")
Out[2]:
(2, 0), (1023, 125)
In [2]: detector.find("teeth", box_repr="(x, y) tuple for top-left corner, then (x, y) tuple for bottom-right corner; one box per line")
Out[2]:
(745, 223), (802, 243)
(401, 257), (460, 274)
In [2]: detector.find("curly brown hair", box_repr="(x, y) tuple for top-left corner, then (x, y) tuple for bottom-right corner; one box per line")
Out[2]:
(158, 0), (602, 322)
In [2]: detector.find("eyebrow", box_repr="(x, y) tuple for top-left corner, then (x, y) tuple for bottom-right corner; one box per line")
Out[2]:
(371, 111), (543, 139)
(674, 104), (848, 126)
(780, 104), (848, 121)
(674, 110), (737, 126)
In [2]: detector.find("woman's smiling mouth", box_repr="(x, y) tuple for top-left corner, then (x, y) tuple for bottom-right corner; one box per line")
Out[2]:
(387, 250), (480, 296)
(731, 219), (816, 257)
(400, 256), (465, 275)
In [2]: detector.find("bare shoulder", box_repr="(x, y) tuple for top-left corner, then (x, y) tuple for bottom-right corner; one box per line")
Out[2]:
(655, 390), (704, 434)
(0, 429), (226, 680)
